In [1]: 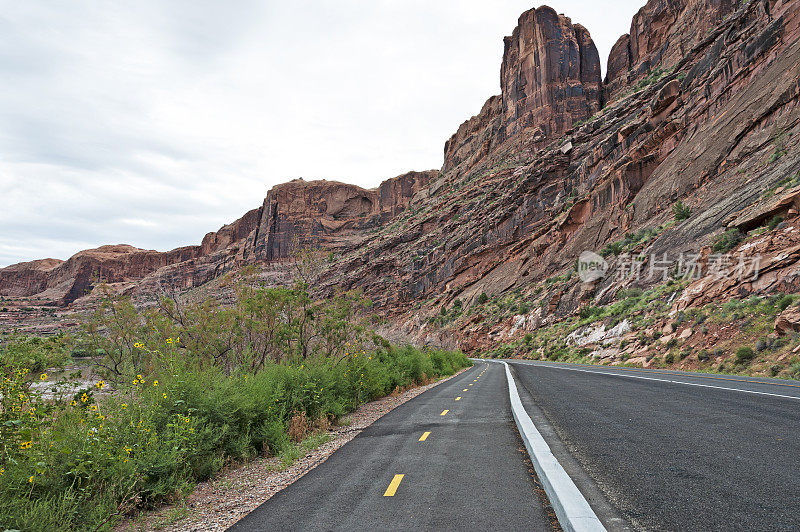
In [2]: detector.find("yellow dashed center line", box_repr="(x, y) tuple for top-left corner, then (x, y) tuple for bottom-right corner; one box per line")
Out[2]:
(469, 384), (473, 386)
(384, 474), (404, 496)
(455, 396), (461, 401)
(463, 388), (468, 391)
(440, 409), (449, 416)
(419, 431), (431, 442)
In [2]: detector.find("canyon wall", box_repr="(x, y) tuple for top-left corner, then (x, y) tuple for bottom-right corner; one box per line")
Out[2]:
(3, 0), (800, 352)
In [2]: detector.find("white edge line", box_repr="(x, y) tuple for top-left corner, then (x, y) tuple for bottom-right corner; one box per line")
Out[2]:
(524, 363), (800, 401)
(499, 361), (606, 532)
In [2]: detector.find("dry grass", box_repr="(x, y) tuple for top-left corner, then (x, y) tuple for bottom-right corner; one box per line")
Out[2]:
(288, 411), (310, 443)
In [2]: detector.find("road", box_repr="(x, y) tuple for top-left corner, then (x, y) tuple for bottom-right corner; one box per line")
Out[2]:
(508, 360), (800, 531)
(229, 363), (557, 531)
(230, 360), (800, 531)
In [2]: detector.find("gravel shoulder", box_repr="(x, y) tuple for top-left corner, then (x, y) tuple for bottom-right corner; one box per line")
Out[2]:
(115, 369), (468, 532)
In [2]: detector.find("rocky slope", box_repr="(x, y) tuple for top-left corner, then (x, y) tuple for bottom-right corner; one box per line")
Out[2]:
(3, 0), (800, 376)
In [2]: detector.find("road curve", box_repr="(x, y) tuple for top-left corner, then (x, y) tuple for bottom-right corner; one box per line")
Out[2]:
(229, 363), (556, 531)
(507, 360), (800, 531)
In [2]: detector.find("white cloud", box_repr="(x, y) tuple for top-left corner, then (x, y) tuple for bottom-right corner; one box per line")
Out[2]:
(0, 1), (642, 267)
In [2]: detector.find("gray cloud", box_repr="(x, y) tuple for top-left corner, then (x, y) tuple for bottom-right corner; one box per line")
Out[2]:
(0, 1), (641, 267)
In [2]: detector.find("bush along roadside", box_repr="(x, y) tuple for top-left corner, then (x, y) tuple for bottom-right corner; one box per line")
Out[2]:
(0, 281), (470, 531)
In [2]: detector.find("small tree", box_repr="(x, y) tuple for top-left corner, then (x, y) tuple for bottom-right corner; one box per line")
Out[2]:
(672, 201), (691, 221)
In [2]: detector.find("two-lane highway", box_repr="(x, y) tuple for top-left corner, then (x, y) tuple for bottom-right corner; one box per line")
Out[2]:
(230, 364), (556, 531)
(231, 358), (800, 531)
(507, 360), (800, 531)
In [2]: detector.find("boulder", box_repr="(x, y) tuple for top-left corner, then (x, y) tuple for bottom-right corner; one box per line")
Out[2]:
(775, 307), (800, 336)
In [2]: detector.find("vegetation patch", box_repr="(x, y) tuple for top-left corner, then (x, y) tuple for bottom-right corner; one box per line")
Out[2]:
(0, 276), (469, 531)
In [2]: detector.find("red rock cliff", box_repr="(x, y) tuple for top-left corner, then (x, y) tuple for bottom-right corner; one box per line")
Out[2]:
(444, 5), (602, 172)
(605, 0), (736, 99)
(246, 171), (435, 262)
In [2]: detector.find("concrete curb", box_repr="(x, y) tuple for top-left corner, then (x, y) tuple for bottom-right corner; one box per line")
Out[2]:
(500, 361), (606, 532)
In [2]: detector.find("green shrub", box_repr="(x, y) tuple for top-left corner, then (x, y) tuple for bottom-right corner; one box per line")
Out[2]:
(618, 287), (643, 299)
(601, 241), (625, 257)
(735, 346), (756, 364)
(777, 294), (794, 311)
(712, 229), (744, 253)
(672, 201), (692, 221)
(0, 335), (71, 372)
(0, 344), (469, 531)
(768, 215), (784, 231)
(477, 292), (489, 305)
(579, 306), (602, 320)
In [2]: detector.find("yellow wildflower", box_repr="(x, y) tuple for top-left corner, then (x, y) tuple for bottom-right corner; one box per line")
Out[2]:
(162, 393), (167, 399)
(133, 379), (139, 385)
(40, 373), (47, 381)
(96, 380), (105, 389)
(90, 404), (98, 411)
(153, 380), (158, 386)
(121, 403), (128, 410)
(166, 338), (173, 344)
(28, 476), (34, 483)
(134, 342), (143, 348)
(81, 393), (88, 403)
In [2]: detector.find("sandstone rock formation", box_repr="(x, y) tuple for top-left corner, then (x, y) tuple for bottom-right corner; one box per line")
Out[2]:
(604, 0), (737, 99)
(775, 305), (800, 335)
(3, 0), (800, 356)
(0, 171), (434, 305)
(444, 6), (602, 173)
(500, 7), (602, 137)
(0, 259), (63, 298)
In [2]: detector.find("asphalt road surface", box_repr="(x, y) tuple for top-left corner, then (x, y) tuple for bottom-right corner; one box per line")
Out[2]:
(229, 363), (556, 531)
(508, 360), (800, 532)
(231, 359), (800, 531)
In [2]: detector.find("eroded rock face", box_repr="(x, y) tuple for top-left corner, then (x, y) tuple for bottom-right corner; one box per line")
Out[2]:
(4, 1), (800, 354)
(501, 7), (602, 137)
(200, 208), (262, 256)
(245, 171), (435, 262)
(605, 0), (736, 99)
(0, 171), (435, 304)
(0, 259), (63, 298)
(444, 6), (602, 173)
(775, 305), (800, 335)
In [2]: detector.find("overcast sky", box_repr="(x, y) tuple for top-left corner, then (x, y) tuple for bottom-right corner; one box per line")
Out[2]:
(0, 1), (643, 267)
